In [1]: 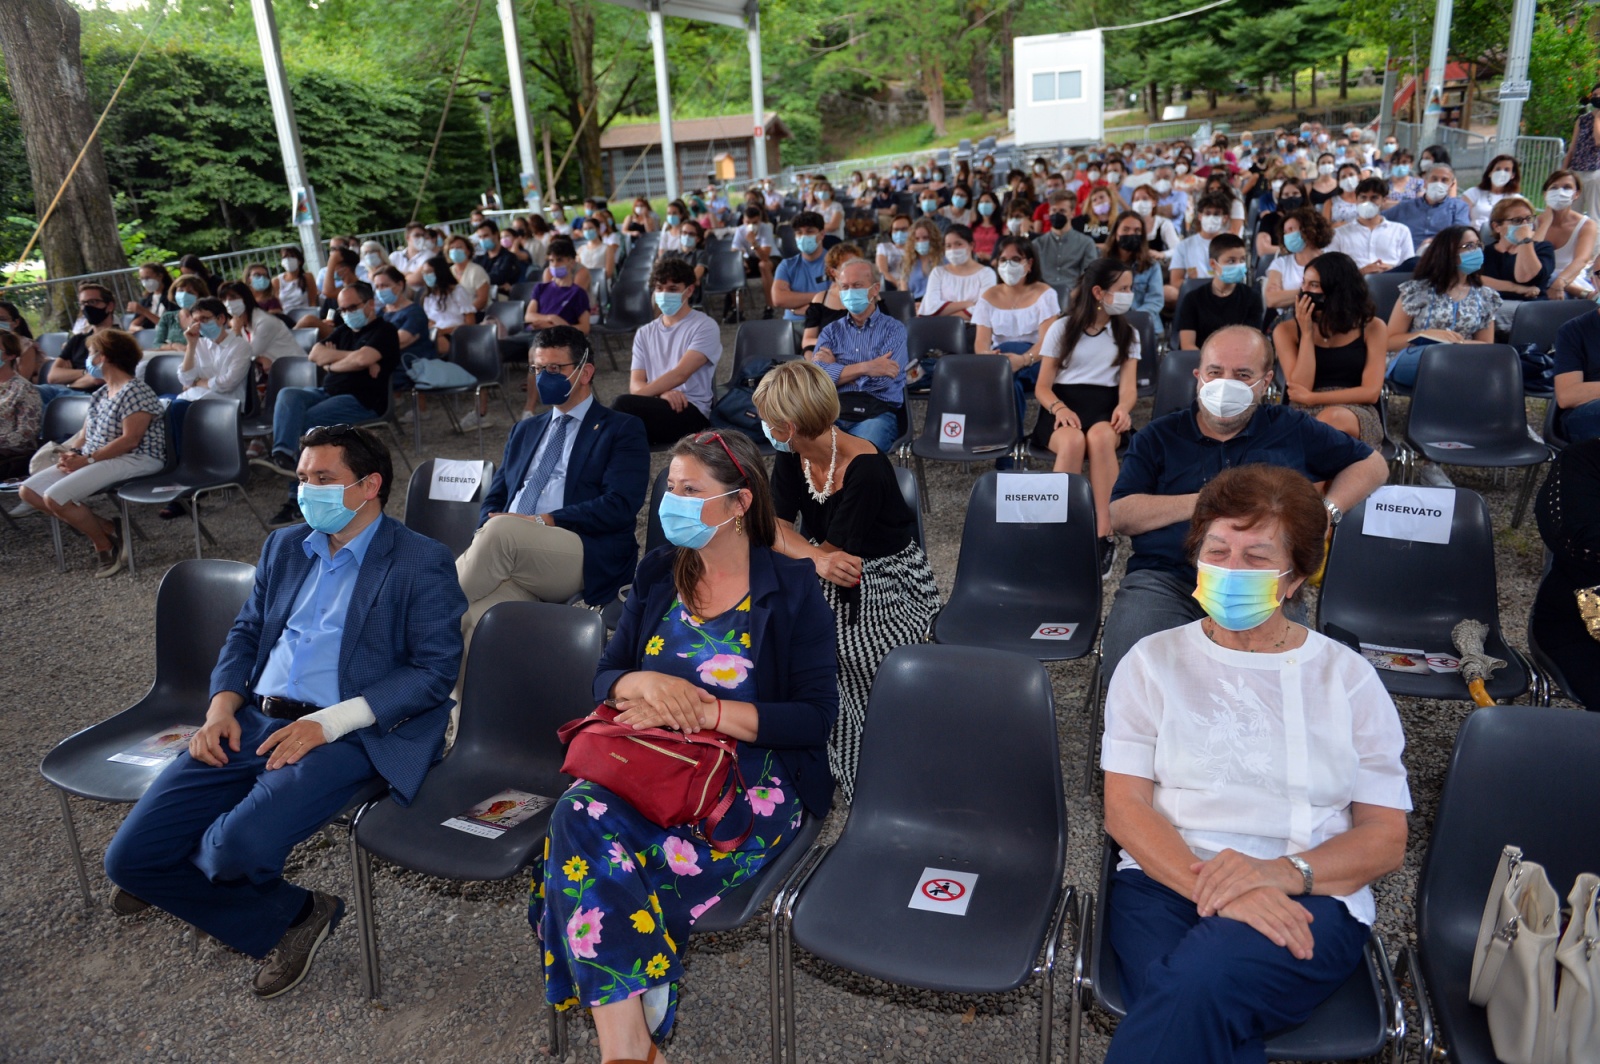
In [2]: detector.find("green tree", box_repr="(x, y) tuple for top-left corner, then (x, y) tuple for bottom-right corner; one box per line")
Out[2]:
(1524, 7), (1600, 140)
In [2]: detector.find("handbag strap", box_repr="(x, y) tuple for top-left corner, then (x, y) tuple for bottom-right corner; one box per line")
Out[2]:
(700, 764), (753, 854)
(1472, 845), (1525, 1002)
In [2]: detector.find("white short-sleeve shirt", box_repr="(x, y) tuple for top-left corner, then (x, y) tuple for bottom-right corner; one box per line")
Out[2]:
(1170, 233), (1214, 277)
(423, 285), (478, 330)
(918, 265), (998, 316)
(1039, 319), (1140, 387)
(1102, 622), (1413, 926)
(630, 309), (722, 416)
(970, 287), (1061, 347)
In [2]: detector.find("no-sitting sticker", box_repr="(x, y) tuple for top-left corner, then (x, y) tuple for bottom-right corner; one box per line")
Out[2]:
(908, 867), (979, 915)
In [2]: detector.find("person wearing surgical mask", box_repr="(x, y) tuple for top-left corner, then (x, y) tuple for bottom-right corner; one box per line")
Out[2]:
(799, 244), (866, 354)
(125, 263), (176, 333)
(1073, 187), (1118, 251)
(1265, 208), (1334, 309)
(242, 264), (283, 315)
(973, 237), (1061, 425)
(807, 258), (908, 453)
(1379, 161), (1469, 254)
(1101, 324), (1388, 676)
(1168, 194), (1233, 295)
(1478, 197), (1555, 331)
(389, 223), (434, 277)
(152, 275), (211, 353)
(773, 210), (832, 324)
(875, 213), (914, 289)
(1128, 185), (1178, 263)
(1328, 177), (1417, 274)
(217, 280), (300, 373)
(1322, 163), (1364, 227)
(1385, 150), (1422, 201)
(941, 183), (977, 228)
(162, 296), (252, 476)
(624, 196), (658, 236)
(811, 180), (846, 247)
(1101, 461), (1411, 1064)
(1534, 169), (1597, 299)
(1175, 233), (1264, 351)
(613, 258), (720, 444)
(473, 219), (525, 295)
(917, 225), (998, 320)
(1308, 153), (1340, 208)
(898, 217), (945, 301)
(369, 265), (431, 396)
(441, 234), (491, 313)
(1462, 154), (1521, 229)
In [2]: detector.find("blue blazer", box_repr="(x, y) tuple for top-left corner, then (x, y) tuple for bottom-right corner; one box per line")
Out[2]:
(480, 400), (650, 605)
(210, 515), (467, 805)
(596, 545), (840, 817)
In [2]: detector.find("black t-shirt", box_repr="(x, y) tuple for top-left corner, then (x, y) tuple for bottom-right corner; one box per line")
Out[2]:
(477, 250), (525, 289)
(59, 332), (91, 371)
(803, 301), (848, 340)
(1072, 215), (1110, 243)
(771, 450), (914, 558)
(1482, 242), (1555, 301)
(871, 190), (897, 212)
(322, 318), (400, 415)
(1175, 283), (1266, 349)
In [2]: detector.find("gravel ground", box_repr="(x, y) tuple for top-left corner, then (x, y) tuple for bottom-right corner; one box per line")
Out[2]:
(0, 299), (1569, 1064)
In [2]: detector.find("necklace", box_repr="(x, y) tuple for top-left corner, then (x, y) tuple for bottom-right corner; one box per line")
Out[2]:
(1203, 617), (1296, 652)
(803, 427), (839, 504)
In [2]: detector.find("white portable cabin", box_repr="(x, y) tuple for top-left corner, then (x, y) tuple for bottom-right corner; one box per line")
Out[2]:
(1012, 29), (1105, 148)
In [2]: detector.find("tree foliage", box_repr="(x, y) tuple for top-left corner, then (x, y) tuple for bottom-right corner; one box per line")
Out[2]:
(1524, 7), (1600, 140)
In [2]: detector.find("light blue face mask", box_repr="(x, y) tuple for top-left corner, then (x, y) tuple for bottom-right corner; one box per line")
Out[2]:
(448, 248), (468, 264)
(297, 476), (370, 535)
(199, 320), (223, 341)
(86, 354), (104, 379)
(1282, 231), (1306, 254)
(952, 195), (968, 208)
(840, 288), (871, 315)
(422, 272), (438, 288)
(761, 421), (794, 453)
(175, 291), (198, 310)
(797, 235), (820, 255)
(1219, 263), (1249, 285)
(658, 488), (739, 549)
(977, 202), (995, 217)
(250, 274), (271, 292)
(343, 307), (369, 330)
(892, 230), (908, 246)
(1459, 248), (1485, 275)
(654, 291), (684, 316)
(375, 287), (399, 306)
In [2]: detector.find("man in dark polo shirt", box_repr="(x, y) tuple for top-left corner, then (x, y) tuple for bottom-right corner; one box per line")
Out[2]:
(1101, 325), (1390, 676)
(259, 280), (400, 525)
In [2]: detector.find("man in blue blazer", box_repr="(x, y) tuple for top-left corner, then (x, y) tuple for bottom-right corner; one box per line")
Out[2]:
(456, 325), (648, 661)
(105, 425), (465, 1000)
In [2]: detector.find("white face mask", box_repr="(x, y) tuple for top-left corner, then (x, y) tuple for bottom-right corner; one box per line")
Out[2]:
(141, 278), (161, 293)
(1546, 188), (1577, 210)
(945, 247), (970, 266)
(224, 299), (245, 317)
(1105, 171), (1123, 186)
(1005, 218), (1024, 234)
(1489, 169), (1513, 189)
(1175, 163), (1190, 175)
(1355, 201), (1382, 221)
(1197, 377), (1260, 419)
(1103, 291), (1134, 316)
(1339, 176), (1360, 193)
(1318, 164), (1336, 176)
(1424, 181), (1451, 203)
(997, 261), (1027, 285)
(281, 258), (299, 273)
(1199, 214), (1225, 235)
(1131, 199), (1154, 217)
(1154, 179), (1173, 194)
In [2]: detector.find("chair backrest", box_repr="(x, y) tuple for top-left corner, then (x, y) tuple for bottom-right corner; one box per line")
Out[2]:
(1542, 392), (1570, 452)
(454, 601), (606, 786)
(704, 248), (746, 293)
(775, 224), (799, 259)
(1364, 271), (1411, 325)
(1172, 277), (1211, 330)
(1505, 298), (1594, 353)
(608, 278), (655, 329)
(1416, 707), (1600, 1049)
(879, 290), (915, 324)
(1151, 349), (1200, 419)
(136, 329), (162, 351)
(177, 399), (247, 485)
(508, 281), (538, 303)
(448, 324), (502, 384)
(150, 558), (256, 705)
(917, 354), (1018, 450)
(847, 644), (1064, 859)
(37, 332), (69, 363)
(292, 327), (320, 353)
(484, 299), (526, 336)
(1124, 309), (1158, 364)
(644, 466), (670, 555)
(906, 315), (969, 361)
(1408, 344), (1528, 444)
(403, 459), (494, 556)
(729, 319), (799, 384)
(895, 465), (925, 550)
(41, 393), (91, 442)
(267, 355), (320, 403)
(1318, 487), (1502, 651)
(142, 354), (183, 398)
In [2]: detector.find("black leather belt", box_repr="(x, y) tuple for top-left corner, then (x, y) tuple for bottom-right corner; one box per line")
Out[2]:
(260, 695), (320, 721)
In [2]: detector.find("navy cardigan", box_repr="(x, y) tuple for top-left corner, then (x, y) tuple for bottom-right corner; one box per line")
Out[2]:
(594, 545), (840, 817)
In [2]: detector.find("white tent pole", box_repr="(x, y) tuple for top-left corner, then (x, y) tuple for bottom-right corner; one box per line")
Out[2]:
(648, 0), (680, 201)
(1419, 0), (1453, 145)
(497, 0), (541, 210)
(250, 0), (323, 276)
(747, 4), (767, 180)
(1494, 0), (1535, 157)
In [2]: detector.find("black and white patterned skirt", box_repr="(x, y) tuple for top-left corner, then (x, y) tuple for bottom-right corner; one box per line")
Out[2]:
(818, 540), (941, 804)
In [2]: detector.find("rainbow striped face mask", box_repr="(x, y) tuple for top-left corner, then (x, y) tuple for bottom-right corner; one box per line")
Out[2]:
(1192, 561), (1291, 632)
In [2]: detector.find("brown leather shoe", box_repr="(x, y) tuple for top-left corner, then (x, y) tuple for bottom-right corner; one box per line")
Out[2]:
(109, 886), (151, 916)
(251, 891), (344, 999)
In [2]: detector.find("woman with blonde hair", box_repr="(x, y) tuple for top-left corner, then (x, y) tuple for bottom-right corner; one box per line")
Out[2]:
(755, 361), (938, 801)
(897, 217), (943, 302)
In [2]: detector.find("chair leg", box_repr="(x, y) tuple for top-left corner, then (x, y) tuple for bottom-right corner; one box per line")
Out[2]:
(914, 455), (930, 512)
(412, 392), (424, 455)
(120, 497), (139, 576)
(349, 835), (381, 1000)
(56, 787), (95, 908)
(51, 515), (66, 573)
(1081, 655), (1103, 798)
(1511, 464), (1541, 529)
(387, 421), (413, 473)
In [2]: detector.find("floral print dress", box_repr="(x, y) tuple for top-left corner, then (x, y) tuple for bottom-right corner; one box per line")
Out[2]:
(530, 593), (804, 1043)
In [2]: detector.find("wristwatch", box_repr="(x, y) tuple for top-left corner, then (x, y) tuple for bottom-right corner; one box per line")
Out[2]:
(1323, 498), (1342, 527)
(1285, 854), (1314, 895)
(532, 515), (546, 526)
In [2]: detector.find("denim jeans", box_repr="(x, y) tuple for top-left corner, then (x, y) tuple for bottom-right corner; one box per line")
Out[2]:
(838, 411), (899, 453)
(271, 387), (379, 457)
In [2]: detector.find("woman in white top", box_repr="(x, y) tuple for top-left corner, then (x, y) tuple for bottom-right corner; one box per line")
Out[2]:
(419, 254), (478, 352)
(972, 235), (1060, 372)
(1100, 463), (1410, 1064)
(573, 218), (614, 307)
(274, 249), (312, 318)
(1265, 208), (1334, 310)
(1462, 154), (1520, 230)
(917, 225), (997, 319)
(656, 199), (692, 256)
(1322, 163), (1363, 227)
(814, 179), (846, 244)
(875, 214), (912, 286)
(940, 184), (977, 229)
(444, 234), (491, 312)
(1032, 258), (1139, 554)
(217, 281), (300, 369)
(1535, 169), (1597, 298)
(1127, 185), (1180, 262)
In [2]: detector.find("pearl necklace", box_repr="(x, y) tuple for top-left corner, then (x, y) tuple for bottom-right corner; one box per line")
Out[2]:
(803, 428), (839, 504)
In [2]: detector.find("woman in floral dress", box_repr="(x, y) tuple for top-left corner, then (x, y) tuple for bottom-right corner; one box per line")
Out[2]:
(530, 429), (838, 1064)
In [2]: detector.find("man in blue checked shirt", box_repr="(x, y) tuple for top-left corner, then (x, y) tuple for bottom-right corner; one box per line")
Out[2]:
(810, 259), (909, 452)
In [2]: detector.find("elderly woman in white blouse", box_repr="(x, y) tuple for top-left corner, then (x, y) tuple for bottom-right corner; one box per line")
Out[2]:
(1099, 463), (1411, 1064)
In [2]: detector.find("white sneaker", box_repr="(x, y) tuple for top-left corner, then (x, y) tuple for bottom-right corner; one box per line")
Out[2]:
(6, 500), (35, 518)
(457, 410), (492, 432)
(1418, 462), (1455, 488)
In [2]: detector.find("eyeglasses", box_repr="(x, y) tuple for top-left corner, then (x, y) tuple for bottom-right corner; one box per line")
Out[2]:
(532, 362), (577, 375)
(1459, 242), (1484, 252)
(1504, 217), (1534, 226)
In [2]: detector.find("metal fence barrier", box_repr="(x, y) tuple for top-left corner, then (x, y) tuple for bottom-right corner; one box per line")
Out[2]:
(1513, 136), (1567, 211)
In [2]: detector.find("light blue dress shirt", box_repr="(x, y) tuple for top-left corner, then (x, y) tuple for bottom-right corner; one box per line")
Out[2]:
(254, 517), (383, 708)
(814, 308), (909, 405)
(510, 393), (593, 514)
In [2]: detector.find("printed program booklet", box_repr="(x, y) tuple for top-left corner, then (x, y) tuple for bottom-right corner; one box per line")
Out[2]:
(108, 726), (199, 767)
(441, 789), (552, 838)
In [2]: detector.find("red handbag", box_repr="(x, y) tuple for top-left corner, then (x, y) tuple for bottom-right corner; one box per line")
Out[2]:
(558, 703), (751, 852)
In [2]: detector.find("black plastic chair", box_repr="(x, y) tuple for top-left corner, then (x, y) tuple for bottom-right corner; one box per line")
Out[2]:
(483, 298), (527, 337)
(142, 354), (183, 398)
(644, 466), (670, 555)
(1317, 488), (1529, 702)
(1069, 838), (1402, 1063)
(136, 329), (162, 351)
(590, 277), (655, 370)
(508, 281), (538, 303)
(906, 314), (970, 363)
(1505, 298), (1593, 358)
(909, 354), (1017, 506)
(1401, 344), (1550, 528)
(894, 465), (925, 550)
(1365, 272), (1411, 326)
(775, 224), (800, 259)
(1398, 706), (1600, 1064)
(770, 644), (1071, 1064)
(1124, 310), (1160, 395)
(239, 356), (319, 443)
(702, 248), (749, 321)
(117, 401), (269, 573)
(411, 324), (513, 457)
(402, 458), (494, 557)
(934, 470), (1100, 667)
(39, 559), (255, 905)
(1541, 396), (1571, 456)
(724, 319), (800, 395)
(291, 327), (320, 353)
(1151, 349), (1200, 420)
(879, 289), (915, 324)
(349, 601), (605, 999)
(38, 332), (69, 363)
(351, 376), (413, 474)
(41, 391), (91, 443)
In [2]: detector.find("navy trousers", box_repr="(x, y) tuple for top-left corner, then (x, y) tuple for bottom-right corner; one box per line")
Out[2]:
(103, 705), (380, 958)
(1104, 869), (1369, 1064)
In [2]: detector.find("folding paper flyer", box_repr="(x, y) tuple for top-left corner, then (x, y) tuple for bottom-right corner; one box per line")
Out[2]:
(442, 789), (551, 839)
(108, 727), (199, 768)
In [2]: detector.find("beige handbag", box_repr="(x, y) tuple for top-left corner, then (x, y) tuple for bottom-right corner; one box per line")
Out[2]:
(28, 441), (66, 476)
(1470, 846), (1600, 1064)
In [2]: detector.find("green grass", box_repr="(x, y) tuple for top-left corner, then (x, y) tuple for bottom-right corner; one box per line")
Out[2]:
(824, 112), (1012, 163)
(1107, 83), (1388, 133)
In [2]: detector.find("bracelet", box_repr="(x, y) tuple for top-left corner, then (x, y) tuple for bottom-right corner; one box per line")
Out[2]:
(714, 699), (723, 732)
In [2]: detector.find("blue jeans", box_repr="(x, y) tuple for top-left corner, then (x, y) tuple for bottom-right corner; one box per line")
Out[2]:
(1563, 398), (1600, 442)
(1104, 869), (1368, 1064)
(36, 383), (80, 407)
(271, 386), (378, 458)
(838, 411), (898, 452)
(103, 705), (379, 958)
